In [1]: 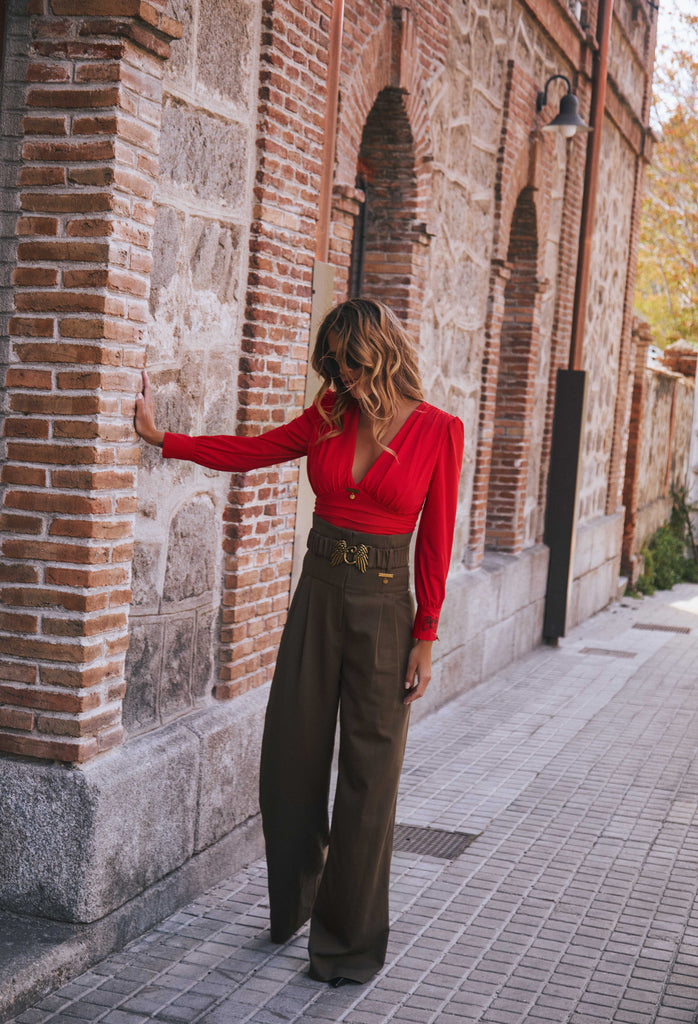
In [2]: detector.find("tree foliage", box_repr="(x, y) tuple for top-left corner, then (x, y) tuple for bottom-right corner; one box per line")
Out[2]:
(635, 12), (698, 347)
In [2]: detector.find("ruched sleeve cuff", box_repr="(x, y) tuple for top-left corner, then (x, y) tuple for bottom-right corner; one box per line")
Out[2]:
(412, 606), (441, 642)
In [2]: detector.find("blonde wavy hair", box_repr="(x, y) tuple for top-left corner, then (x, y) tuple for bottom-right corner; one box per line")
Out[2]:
(311, 299), (424, 451)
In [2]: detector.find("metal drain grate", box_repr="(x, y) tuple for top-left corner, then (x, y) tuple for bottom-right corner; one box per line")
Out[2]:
(633, 623), (691, 634)
(580, 647), (637, 659)
(393, 824), (479, 860)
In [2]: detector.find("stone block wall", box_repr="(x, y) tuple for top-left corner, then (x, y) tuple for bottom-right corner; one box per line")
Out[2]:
(567, 0), (655, 616)
(577, 120), (635, 522)
(687, 366), (698, 522)
(411, 543), (550, 725)
(125, 0), (261, 733)
(0, 683), (268, 922)
(567, 511), (623, 630)
(634, 371), (694, 561)
(621, 322), (696, 583)
(580, 0), (655, 530)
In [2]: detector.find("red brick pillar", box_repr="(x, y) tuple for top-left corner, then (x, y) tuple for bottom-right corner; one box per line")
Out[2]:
(468, 259), (510, 567)
(485, 189), (541, 555)
(329, 184), (364, 304)
(214, 0), (330, 700)
(0, 2), (180, 763)
(621, 319), (652, 581)
(661, 343), (698, 379)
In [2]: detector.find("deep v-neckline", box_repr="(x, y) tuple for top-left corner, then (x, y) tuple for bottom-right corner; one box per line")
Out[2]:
(349, 402), (424, 487)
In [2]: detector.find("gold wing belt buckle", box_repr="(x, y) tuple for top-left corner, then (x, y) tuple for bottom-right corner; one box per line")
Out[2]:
(329, 539), (369, 573)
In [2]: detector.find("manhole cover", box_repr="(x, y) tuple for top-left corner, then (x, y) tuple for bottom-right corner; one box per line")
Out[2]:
(393, 824), (479, 860)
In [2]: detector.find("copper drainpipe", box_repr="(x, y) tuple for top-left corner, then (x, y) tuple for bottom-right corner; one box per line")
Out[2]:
(569, 0), (615, 370)
(316, 0), (345, 263)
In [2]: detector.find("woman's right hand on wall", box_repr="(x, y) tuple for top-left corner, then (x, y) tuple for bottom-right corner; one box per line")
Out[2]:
(135, 369), (165, 448)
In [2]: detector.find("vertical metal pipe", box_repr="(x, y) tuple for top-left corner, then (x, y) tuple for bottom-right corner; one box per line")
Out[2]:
(315, 0), (345, 264)
(569, 0), (615, 371)
(349, 174), (368, 297)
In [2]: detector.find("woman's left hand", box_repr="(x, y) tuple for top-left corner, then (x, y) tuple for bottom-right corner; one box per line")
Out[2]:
(404, 640), (433, 705)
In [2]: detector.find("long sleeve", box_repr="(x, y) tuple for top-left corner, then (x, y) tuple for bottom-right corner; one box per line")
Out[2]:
(161, 404), (320, 472)
(412, 416), (465, 641)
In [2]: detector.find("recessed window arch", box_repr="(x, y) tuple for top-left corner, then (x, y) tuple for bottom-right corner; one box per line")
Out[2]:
(485, 187), (540, 553)
(348, 86), (419, 326)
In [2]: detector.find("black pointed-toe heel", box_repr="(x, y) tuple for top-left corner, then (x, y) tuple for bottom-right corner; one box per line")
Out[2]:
(329, 977), (353, 988)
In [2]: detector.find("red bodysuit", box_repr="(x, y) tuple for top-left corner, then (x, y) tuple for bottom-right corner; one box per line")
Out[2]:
(162, 395), (464, 641)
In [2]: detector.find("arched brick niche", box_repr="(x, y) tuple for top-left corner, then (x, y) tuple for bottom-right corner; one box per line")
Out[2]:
(348, 87), (420, 325)
(485, 188), (541, 554)
(328, 7), (434, 335)
(468, 59), (558, 567)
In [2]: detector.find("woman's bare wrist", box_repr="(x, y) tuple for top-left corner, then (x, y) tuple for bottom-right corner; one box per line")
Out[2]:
(144, 429), (165, 448)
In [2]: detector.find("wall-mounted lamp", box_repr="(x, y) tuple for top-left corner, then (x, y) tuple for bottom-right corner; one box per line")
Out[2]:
(536, 75), (592, 138)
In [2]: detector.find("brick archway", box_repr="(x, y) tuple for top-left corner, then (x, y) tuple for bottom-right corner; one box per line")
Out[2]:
(468, 60), (555, 566)
(485, 188), (541, 553)
(348, 87), (419, 326)
(328, 7), (433, 336)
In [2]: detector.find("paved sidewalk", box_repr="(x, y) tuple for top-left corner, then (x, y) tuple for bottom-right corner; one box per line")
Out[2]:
(6, 586), (698, 1024)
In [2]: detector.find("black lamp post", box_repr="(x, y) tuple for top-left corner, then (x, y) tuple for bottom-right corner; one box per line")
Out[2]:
(537, 75), (590, 641)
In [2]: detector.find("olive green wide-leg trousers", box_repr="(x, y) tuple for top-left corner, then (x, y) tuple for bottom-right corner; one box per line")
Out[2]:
(259, 516), (414, 983)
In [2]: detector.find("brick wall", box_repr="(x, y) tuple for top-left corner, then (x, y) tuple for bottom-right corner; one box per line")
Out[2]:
(0, 3), (30, 352)
(0, 1), (180, 762)
(214, 0), (331, 700)
(0, 1), (32, 739)
(662, 343), (698, 380)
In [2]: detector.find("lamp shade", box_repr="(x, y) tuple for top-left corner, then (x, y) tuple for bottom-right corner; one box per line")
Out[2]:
(542, 91), (591, 137)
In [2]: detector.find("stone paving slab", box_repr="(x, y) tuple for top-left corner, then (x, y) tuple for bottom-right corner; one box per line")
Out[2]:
(5, 585), (698, 1024)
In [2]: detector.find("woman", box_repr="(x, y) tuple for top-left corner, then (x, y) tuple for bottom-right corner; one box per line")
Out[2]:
(135, 299), (464, 986)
